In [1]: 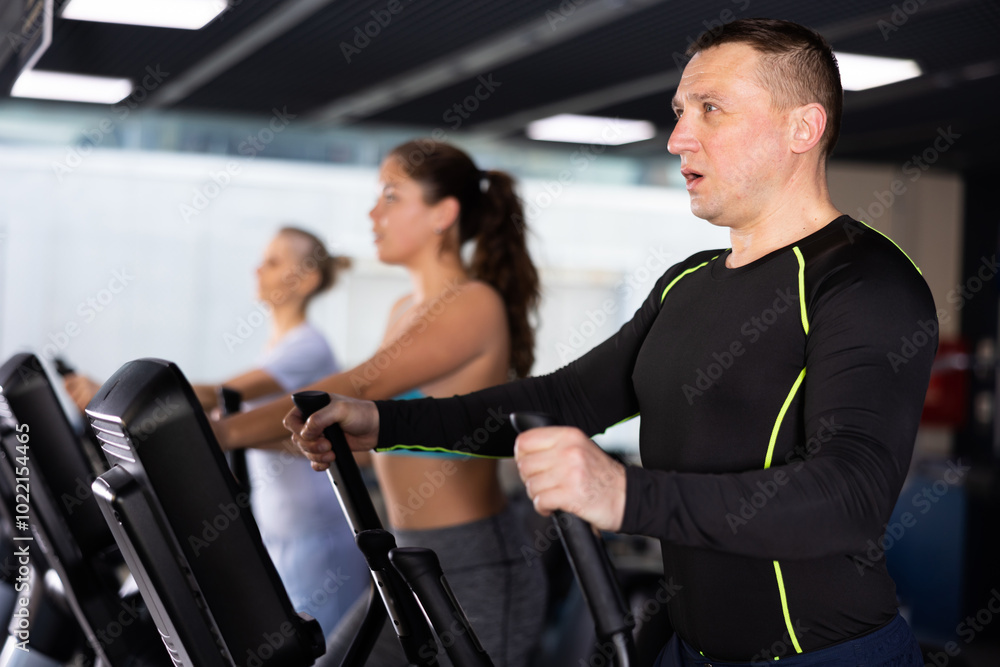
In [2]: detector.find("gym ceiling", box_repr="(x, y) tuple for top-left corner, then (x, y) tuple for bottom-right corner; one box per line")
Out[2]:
(12, 0), (1000, 170)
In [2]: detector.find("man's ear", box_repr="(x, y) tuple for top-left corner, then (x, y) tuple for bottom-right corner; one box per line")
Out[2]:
(790, 103), (827, 155)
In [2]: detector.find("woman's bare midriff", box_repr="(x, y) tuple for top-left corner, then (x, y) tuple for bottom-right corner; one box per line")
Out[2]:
(375, 454), (506, 530)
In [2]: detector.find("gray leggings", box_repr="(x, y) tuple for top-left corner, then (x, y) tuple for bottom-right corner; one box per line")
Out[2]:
(325, 501), (548, 667)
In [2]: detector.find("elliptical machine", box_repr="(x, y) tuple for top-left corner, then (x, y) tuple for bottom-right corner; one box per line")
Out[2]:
(292, 391), (637, 667)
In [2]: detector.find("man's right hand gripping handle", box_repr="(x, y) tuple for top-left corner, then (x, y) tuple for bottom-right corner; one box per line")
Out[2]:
(511, 412), (637, 667)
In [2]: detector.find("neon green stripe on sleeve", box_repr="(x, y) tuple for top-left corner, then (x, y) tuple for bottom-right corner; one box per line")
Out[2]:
(763, 369), (806, 469)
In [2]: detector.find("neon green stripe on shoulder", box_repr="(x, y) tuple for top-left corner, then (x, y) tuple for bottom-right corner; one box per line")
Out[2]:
(857, 220), (922, 275)
(791, 247), (809, 336)
(660, 255), (720, 304)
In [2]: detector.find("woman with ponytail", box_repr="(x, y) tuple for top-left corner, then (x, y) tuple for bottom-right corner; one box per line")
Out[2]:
(217, 140), (545, 665)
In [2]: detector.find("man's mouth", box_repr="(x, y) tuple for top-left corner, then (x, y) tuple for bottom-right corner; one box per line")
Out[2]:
(681, 168), (703, 191)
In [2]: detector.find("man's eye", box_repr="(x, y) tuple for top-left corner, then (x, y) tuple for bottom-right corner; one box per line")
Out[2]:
(673, 109), (683, 120)
(705, 103), (718, 112)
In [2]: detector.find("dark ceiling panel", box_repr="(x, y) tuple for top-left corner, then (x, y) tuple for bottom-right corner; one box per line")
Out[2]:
(5, 0), (1000, 167)
(178, 0), (560, 114)
(832, 0), (1000, 71)
(362, 0), (927, 128)
(36, 0), (286, 77)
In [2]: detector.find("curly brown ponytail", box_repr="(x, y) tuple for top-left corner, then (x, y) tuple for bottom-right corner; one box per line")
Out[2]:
(388, 140), (540, 378)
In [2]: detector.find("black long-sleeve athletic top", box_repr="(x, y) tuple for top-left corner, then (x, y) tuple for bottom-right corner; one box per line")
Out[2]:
(374, 216), (938, 661)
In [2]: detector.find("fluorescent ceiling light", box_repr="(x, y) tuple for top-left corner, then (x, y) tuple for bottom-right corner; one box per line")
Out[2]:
(12, 70), (133, 104)
(834, 52), (922, 91)
(527, 114), (656, 145)
(61, 0), (228, 30)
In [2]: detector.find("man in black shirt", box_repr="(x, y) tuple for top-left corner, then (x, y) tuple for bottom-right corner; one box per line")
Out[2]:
(288, 19), (935, 666)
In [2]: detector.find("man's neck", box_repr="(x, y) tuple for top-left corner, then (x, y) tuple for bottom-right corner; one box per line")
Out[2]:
(726, 180), (842, 268)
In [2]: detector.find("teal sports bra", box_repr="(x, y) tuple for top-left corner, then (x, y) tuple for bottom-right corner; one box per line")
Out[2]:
(384, 390), (468, 459)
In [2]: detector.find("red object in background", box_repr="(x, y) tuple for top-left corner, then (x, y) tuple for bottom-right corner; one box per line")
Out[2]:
(921, 339), (970, 427)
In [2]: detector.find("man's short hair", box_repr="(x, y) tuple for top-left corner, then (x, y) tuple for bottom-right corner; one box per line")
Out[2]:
(686, 18), (843, 159)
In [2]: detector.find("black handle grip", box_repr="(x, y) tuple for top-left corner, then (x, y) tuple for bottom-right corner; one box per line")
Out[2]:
(53, 357), (76, 377)
(510, 411), (636, 667)
(217, 386), (243, 416)
(292, 391), (382, 532)
(390, 547), (494, 667)
(292, 392), (437, 666)
(217, 387), (250, 492)
(356, 531), (439, 665)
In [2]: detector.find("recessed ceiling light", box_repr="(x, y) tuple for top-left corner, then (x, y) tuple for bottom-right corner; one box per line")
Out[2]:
(527, 114), (657, 145)
(61, 0), (228, 30)
(834, 52), (922, 91)
(12, 70), (133, 104)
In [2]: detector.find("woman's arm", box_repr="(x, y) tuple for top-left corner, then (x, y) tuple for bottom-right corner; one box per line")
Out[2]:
(218, 282), (508, 450)
(192, 369), (284, 411)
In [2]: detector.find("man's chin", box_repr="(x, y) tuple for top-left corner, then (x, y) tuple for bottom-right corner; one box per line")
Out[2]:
(689, 202), (721, 226)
